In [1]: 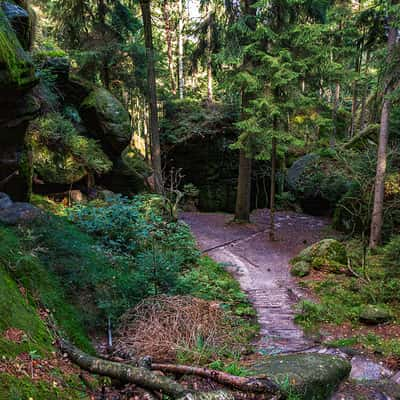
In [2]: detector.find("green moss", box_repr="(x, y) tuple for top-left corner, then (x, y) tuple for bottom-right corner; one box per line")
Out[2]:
(0, 226), (93, 353)
(0, 8), (36, 89)
(0, 373), (88, 400)
(0, 248), (52, 357)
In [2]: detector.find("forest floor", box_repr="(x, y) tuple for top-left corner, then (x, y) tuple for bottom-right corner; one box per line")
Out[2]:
(180, 209), (330, 354)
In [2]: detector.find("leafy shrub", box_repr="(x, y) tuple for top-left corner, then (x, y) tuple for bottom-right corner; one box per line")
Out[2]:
(68, 195), (199, 264)
(31, 113), (112, 184)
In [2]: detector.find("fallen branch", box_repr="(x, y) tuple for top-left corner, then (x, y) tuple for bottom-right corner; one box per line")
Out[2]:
(0, 170), (19, 188)
(59, 339), (234, 400)
(151, 363), (280, 394)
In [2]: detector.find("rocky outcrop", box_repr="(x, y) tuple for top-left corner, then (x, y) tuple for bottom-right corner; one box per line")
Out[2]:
(0, 3), (39, 201)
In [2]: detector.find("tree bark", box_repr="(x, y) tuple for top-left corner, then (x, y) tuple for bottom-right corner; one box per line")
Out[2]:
(59, 340), (234, 400)
(234, 0), (257, 222)
(140, 0), (163, 194)
(331, 82), (340, 147)
(162, 0), (177, 95)
(178, 0), (184, 99)
(235, 150), (252, 221)
(269, 137), (277, 241)
(207, 8), (213, 102)
(369, 7), (399, 248)
(151, 363), (280, 394)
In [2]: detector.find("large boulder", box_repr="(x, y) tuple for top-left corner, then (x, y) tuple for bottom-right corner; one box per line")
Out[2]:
(292, 239), (347, 274)
(250, 354), (351, 400)
(0, 7), (36, 93)
(80, 88), (132, 156)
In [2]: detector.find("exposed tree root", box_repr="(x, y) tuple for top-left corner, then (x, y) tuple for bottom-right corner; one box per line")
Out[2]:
(151, 363), (280, 394)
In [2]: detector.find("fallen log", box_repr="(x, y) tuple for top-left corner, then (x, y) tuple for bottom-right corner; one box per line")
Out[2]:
(59, 339), (234, 400)
(151, 363), (280, 394)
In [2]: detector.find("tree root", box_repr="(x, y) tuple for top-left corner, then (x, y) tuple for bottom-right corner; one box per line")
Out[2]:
(151, 363), (280, 394)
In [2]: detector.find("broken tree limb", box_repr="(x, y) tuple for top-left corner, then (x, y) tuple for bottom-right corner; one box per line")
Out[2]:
(59, 339), (235, 400)
(151, 363), (280, 394)
(342, 123), (379, 149)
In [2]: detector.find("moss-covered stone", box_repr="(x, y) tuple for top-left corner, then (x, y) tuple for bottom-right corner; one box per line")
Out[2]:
(359, 305), (392, 325)
(80, 88), (131, 155)
(0, 7), (36, 91)
(250, 354), (351, 400)
(291, 261), (311, 277)
(293, 239), (347, 265)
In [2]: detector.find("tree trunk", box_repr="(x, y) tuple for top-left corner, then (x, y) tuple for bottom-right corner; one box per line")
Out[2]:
(162, 0), (176, 95)
(178, 0), (184, 99)
(207, 9), (213, 102)
(59, 340), (234, 400)
(269, 137), (277, 241)
(140, 0), (163, 194)
(151, 363), (280, 394)
(331, 82), (340, 147)
(235, 150), (252, 221)
(369, 9), (399, 248)
(234, 0), (257, 222)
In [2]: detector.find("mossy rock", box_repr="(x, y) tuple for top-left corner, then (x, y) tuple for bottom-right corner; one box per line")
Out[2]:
(80, 88), (131, 155)
(250, 354), (351, 400)
(291, 261), (311, 277)
(359, 305), (392, 325)
(122, 146), (152, 178)
(293, 239), (347, 266)
(0, 7), (36, 91)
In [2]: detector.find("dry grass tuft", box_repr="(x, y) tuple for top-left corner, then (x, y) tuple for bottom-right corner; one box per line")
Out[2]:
(114, 295), (241, 363)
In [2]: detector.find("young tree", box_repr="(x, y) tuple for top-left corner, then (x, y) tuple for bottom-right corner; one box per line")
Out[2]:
(140, 0), (163, 194)
(369, 0), (400, 248)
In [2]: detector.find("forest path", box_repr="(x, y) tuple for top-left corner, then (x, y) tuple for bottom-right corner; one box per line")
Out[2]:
(180, 209), (329, 354)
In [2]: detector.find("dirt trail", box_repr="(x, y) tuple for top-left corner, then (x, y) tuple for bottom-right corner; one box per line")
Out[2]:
(181, 209), (329, 354)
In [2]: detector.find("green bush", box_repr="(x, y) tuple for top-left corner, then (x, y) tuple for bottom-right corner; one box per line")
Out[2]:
(31, 113), (112, 184)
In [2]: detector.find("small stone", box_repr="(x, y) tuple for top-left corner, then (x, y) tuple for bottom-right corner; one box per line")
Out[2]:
(350, 356), (393, 381)
(359, 305), (392, 325)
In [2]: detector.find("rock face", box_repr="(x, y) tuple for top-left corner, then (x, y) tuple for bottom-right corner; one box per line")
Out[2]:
(0, 3), (39, 201)
(250, 353), (351, 400)
(80, 88), (132, 156)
